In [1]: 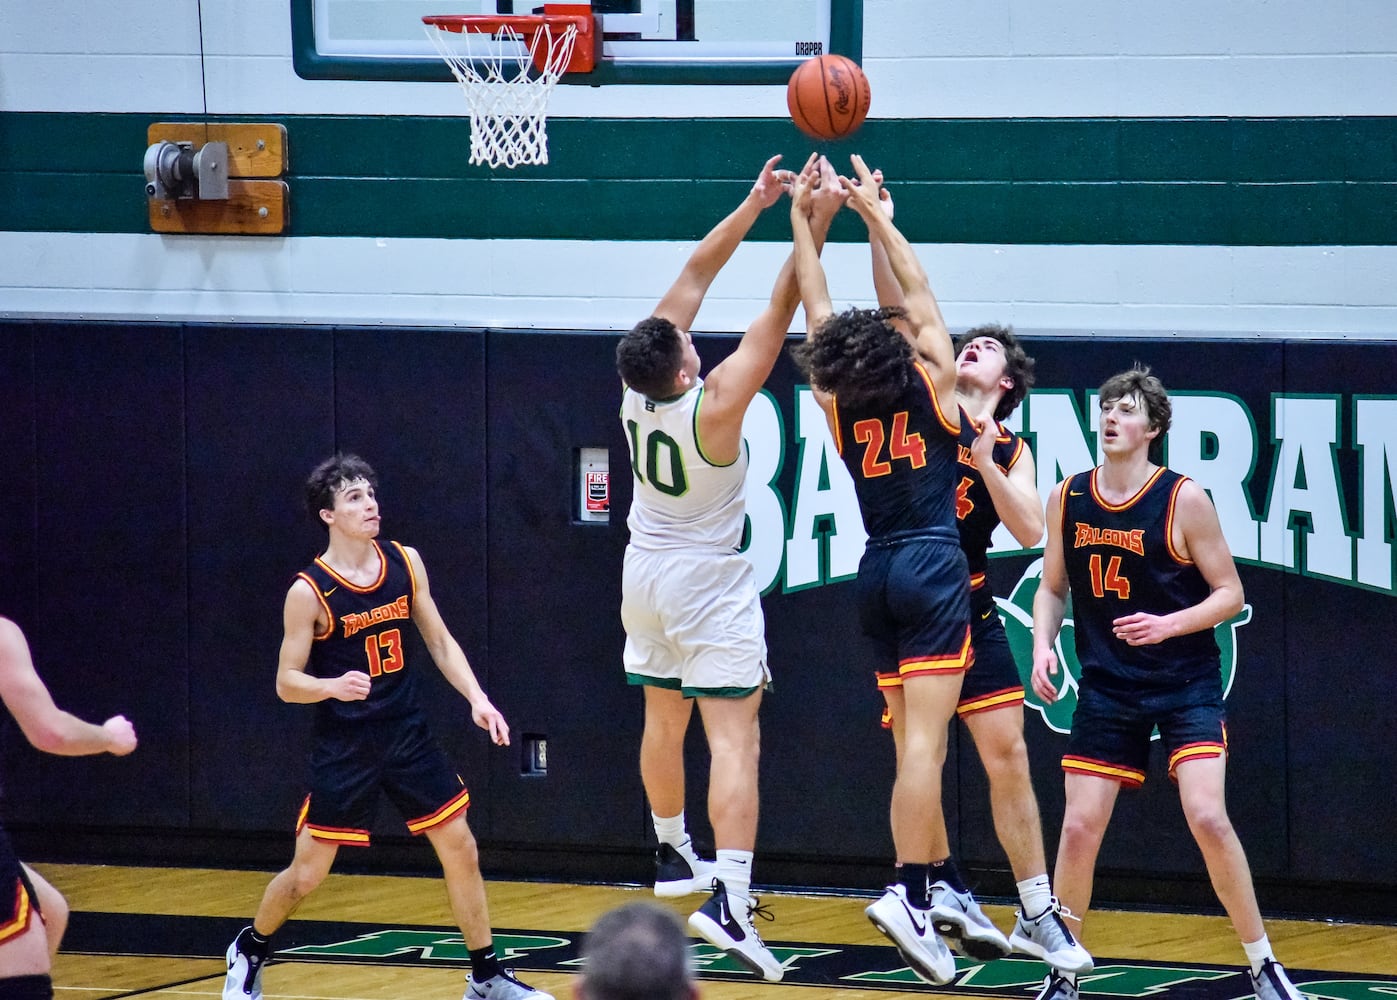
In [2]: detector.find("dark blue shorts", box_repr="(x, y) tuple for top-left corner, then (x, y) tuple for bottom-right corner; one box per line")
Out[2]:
(299, 713), (469, 846)
(859, 530), (972, 693)
(1064, 674), (1227, 788)
(957, 586), (1026, 716)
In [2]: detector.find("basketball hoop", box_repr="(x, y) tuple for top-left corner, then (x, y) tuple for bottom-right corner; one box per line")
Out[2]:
(423, 9), (596, 169)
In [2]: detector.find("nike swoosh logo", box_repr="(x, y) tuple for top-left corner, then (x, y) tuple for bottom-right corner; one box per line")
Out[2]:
(322, 587), (337, 596)
(981, 608), (995, 620)
(900, 901), (928, 934)
(1069, 491), (1083, 496)
(717, 895), (745, 939)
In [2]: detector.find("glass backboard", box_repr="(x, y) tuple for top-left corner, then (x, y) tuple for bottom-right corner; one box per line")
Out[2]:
(292, 0), (863, 84)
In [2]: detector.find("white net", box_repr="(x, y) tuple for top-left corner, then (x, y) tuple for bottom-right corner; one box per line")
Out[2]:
(425, 19), (578, 169)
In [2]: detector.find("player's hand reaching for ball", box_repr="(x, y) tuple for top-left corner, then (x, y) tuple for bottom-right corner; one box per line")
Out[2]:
(809, 155), (849, 222)
(331, 670), (372, 702)
(871, 168), (894, 220)
(790, 153), (820, 219)
(750, 154), (795, 209)
(838, 154), (885, 221)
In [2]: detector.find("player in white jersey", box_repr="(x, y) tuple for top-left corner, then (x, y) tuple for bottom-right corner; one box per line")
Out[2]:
(615, 153), (844, 981)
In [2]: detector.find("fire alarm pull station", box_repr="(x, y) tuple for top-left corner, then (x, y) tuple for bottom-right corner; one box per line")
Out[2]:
(578, 447), (609, 523)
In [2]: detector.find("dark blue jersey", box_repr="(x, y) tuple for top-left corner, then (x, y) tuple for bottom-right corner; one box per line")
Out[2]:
(832, 361), (960, 540)
(1060, 468), (1220, 697)
(299, 539), (421, 727)
(955, 410), (1027, 588)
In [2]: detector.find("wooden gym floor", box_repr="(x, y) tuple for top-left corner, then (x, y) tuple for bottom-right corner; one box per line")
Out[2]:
(41, 863), (1397, 1000)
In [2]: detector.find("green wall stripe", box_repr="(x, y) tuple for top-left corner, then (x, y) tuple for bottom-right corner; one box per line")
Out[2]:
(2, 112), (1395, 245)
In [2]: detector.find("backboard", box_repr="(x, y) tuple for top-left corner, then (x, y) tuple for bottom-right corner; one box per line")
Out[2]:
(292, 0), (863, 84)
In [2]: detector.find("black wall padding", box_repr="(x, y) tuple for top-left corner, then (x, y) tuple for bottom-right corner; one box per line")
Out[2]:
(0, 319), (1393, 909)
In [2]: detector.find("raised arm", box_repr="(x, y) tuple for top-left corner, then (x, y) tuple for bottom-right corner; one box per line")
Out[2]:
(865, 172), (908, 309)
(0, 616), (136, 757)
(700, 153), (841, 461)
(790, 156), (837, 337)
(651, 154), (793, 332)
(841, 156), (956, 402)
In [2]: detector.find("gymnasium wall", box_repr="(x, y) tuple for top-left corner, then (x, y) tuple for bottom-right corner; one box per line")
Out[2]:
(0, 2), (1395, 334)
(2, 317), (1395, 922)
(1, 2), (1396, 917)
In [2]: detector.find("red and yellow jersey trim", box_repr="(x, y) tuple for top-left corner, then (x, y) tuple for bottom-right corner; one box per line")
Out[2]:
(406, 786), (471, 835)
(898, 625), (973, 678)
(1004, 434), (1025, 471)
(0, 879), (33, 944)
(957, 686), (1025, 717)
(1164, 476), (1193, 566)
(392, 540), (419, 600)
(314, 541), (389, 593)
(1088, 466), (1168, 512)
(830, 395), (845, 456)
(1062, 755), (1146, 788)
(914, 362), (961, 437)
(969, 571), (988, 591)
(299, 571), (336, 641)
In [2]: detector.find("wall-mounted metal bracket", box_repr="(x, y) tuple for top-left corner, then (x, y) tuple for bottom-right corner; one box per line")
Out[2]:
(145, 123), (289, 235)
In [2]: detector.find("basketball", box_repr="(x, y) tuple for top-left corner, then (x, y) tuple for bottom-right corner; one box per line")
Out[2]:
(786, 54), (871, 141)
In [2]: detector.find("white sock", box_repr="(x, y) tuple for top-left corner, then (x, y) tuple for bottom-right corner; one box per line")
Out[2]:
(1017, 873), (1053, 919)
(716, 849), (754, 905)
(652, 811), (689, 849)
(1242, 935), (1275, 976)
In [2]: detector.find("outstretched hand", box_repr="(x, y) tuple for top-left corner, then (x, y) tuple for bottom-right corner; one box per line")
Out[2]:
(788, 152), (821, 217)
(810, 155), (849, 221)
(750, 154), (797, 209)
(791, 153), (848, 221)
(871, 168), (894, 220)
(839, 154), (885, 221)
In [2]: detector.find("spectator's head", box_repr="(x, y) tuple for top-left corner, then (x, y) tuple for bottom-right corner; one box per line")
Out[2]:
(575, 902), (697, 1000)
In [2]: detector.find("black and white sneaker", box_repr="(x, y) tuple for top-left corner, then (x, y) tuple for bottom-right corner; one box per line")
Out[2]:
(222, 929), (268, 1000)
(1009, 898), (1093, 975)
(864, 884), (956, 986)
(687, 879), (784, 982)
(1250, 959), (1304, 1000)
(1035, 972), (1080, 1000)
(463, 969), (555, 1000)
(928, 880), (1011, 960)
(654, 842), (718, 898)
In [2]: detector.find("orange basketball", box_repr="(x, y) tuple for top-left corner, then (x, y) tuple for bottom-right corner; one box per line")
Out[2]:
(786, 54), (871, 141)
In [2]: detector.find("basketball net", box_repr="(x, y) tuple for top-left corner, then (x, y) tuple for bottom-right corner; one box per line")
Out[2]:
(424, 20), (578, 169)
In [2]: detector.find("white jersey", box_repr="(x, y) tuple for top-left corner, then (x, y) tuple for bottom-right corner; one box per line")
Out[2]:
(621, 379), (747, 553)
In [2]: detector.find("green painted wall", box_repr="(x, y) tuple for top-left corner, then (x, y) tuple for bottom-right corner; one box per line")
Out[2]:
(3, 112), (1394, 244)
